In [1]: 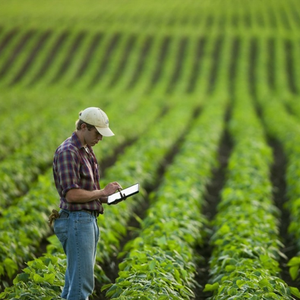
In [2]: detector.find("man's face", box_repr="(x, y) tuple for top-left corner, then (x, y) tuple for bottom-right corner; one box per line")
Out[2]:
(83, 126), (103, 147)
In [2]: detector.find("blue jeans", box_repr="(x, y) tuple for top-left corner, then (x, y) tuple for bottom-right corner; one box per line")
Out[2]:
(54, 210), (100, 300)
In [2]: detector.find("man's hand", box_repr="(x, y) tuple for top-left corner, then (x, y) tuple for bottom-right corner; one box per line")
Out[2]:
(66, 182), (122, 203)
(103, 182), (122, 197)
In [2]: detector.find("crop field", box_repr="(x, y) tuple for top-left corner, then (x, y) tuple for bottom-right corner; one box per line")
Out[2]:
(1, 0), (300, 299)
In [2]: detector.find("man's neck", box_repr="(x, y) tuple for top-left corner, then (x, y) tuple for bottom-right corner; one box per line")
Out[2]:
(75, 130), (86, 147)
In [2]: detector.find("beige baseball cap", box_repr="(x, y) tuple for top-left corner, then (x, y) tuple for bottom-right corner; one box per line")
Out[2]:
(79, 107), (114, 137)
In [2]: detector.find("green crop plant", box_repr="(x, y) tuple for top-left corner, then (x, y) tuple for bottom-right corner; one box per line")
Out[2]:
(104, 96), (227, 298)
(205, 94), (300, 299)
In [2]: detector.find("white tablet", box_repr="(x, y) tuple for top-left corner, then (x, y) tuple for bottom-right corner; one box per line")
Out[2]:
(107, 183), (139, 205)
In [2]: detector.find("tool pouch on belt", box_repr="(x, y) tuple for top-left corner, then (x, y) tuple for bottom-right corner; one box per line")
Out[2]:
(48, 209), (60, 226)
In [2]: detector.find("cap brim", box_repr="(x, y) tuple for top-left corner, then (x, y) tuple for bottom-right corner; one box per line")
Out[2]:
(96, 126), (114, 137)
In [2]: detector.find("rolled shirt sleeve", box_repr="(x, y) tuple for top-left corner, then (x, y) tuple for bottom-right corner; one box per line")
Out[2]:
(55, 149), (81, 197)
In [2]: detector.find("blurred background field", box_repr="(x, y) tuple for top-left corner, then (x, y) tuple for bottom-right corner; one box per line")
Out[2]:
(0, 0), (299, 159)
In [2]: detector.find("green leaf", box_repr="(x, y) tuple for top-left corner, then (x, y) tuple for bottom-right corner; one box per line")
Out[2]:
(13, 272), (30, 284)
(236, 280), (246, 288)
(157, 235), (167, 246)
(174, 269), (181, 282)
(203, 282), (219, 292)
(258, 278), (270, 289)
(287, 256), (300, 267)
(3, 258), (18, 278)
(44, 273), (55, 284)
(290, 287), (300, 298)
(101, 283), (113, 292)
(149, 260), (156, 271)
(225, 265), (236, 272)
(33, 273), (44, 283)
(289, 265), (299, 281)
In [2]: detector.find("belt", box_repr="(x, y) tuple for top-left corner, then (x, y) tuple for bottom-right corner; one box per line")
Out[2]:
(81, 210), (100, 217)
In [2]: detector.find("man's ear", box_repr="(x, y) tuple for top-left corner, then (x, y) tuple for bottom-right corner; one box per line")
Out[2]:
(80, 123), (87, 131)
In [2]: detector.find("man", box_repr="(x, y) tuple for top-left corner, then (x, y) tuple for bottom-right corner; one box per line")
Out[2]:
(52, 107), (122, 300)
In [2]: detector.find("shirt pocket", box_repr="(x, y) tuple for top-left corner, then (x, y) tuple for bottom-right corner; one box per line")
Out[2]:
(80, 161), (94, 182)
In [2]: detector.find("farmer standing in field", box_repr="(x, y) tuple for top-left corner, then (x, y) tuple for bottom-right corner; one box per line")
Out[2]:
(51, 107), (122, 300)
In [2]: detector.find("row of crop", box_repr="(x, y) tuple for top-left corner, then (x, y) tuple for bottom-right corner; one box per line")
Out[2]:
(204, 34), (299, 298)
(251, 35), (300, 101)
(0, 28), (102, 89)
(265, 36), (300, 100)
(0, 25), (221, 95)
(146, 34), (218, 98)
(3, 24), (299, 107)
(0, 26), (195, 93)
(279, 29), (300, 114)
(5, 22), (300, 98)
(254, 33), (300, 281)
(257, 96), (300, 282)
(0, 27), (37, 84)
(104, 95), (227, 299)
(0, 95), (201, 298)
(94, 97), (201, 267)
(0, 27), (133, 89)
(205, 95), (299, 299)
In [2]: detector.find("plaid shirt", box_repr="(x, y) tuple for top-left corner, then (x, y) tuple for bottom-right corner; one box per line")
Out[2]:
(53, 132), (103, 212)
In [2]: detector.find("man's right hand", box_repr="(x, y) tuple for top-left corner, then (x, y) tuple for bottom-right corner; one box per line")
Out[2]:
(103, 182), (122, 197)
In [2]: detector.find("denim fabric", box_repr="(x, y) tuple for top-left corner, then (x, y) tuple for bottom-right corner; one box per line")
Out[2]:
(54, 210), (100, 300)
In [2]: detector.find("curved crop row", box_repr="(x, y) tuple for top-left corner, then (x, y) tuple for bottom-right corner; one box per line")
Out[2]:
(0, 29), (47, 87)
(205, 33), (299, 299)
(257, 96), (300, 282)
(254, 34), (300, 282)
(2, 24), (289, 98)
(105, 95), (227, 299)
(0, 28), (35, 84)
(205, 95), (299, 299)
(96, 97), (201, 265)
(0, 26), (218, 96)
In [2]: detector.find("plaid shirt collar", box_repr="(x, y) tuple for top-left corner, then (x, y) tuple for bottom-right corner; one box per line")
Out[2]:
(72, 131), (84, 150)
(71, 131), (94, 154)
